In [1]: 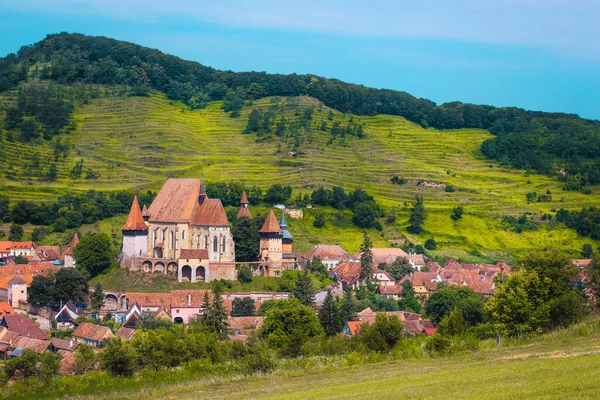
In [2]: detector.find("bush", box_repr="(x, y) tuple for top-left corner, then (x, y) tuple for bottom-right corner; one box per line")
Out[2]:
(313, 213), (325, 228)
(236, 264), (253, 283)
(424, 237), (437, 250)
(424, 334), (452, 356)
(240, 344), (276, 375)
(356, 314), (404, 353)
(445, 185), (455, 192)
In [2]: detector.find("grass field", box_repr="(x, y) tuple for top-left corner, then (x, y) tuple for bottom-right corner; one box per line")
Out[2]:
(1, 89), (599, 261)
(20, 319), (600, 400)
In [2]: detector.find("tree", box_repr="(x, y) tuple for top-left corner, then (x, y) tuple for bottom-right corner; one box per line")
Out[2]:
(73, 344), (97, 374)
(385, 257), (414, 281)
(244, 109), (261, 133)
(582, 243), (594, 258)
(408, 196), (425, 234)
(49, 268), (90, 305)
(485, 269), (551, 337)
(8, 223), (23, 241)
(352, 202), (382, 230)
(231, 297), (256, 317)
(14, 255), (28, 264)
(339, 290), (357, 325)
(425, 285), (484, 325)
(359, 231), (374, 284)
(259, 298), (324, 357)
(0, 195), (9, 222)
(313, 213), (325, 228)
(585, 256), (600, 308)
(292, 271), (315, 307)
(307, 256), (327, 276)
(357, 313), (404, 352)
(424, 237), (437, 250)
(397, 280), (420, 313)
(318, 289), (341, 336)
(231, 217), (261, 262)
(31, 227), (48, 242)
(100, 338), (136, 376)
(206, 284), (231, 340)
(73, 232), (115, 277)
(438, 309), (468, 336)
(236, 264), (253, 283)
(28, 275), (53, 306)
(263, 184), (292, 204)
(90, 284), (104, 310)
(451, 205), (463, 221)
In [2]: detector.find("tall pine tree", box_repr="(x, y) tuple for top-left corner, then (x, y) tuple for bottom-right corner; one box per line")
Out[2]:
(340, 290), (357, 325)
(318, 288), (341, 336)
(359, 231), (374, 284)
(408, 195), (426, 234)
(208, 284), (231, 340)
(292, 271), (315, 307)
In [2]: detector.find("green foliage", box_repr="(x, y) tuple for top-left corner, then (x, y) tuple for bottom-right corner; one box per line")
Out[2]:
(425, 285), (484, 325)
(585, 257), (600, 308)
(91, 284), (104, 310)
(397, 281), (421, 313)
(73, 232), (116, 277)
(356, 313), (404, 353)
(292, 271), (315, 307)
(352, 202), (382, 230)
(259, 298), (324, 357)
(100, 337), (137, 376)
(485, 269), (551, 337)
(28, 268), (90, 306)
(359, 231), (374, 284)
(390, 176), (406, 185)
(4, 349), (59, 383)
(559, 207), (600, 240)
(231, 215), (262, 262)
(8, 223), (23, 241)
(236, 264), (253, 283)
(384, 257), (413, 281)
(73, 344), (98, 375)
(14, 254), (28, 264)
(438, 309), (469, 336)
(263, 184), (292, 204)
(319, 289), (342, 336)
(231, 297), (256, 317)
(424, 237), (437, 250)
(408, 196), (425, 234)
(582, 243), (594, 258)
(451, 205), (464, 221)
(313, 213), (325, 228)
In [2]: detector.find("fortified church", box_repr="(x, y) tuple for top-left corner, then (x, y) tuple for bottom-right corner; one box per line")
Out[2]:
(121, 178), (296, 282)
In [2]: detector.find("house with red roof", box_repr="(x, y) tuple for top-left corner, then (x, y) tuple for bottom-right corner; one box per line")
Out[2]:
(332, 261), (396, 290)
(72, 322), (114, 346)
(0, 314), (48, 340)
(302, 244), (352, 270)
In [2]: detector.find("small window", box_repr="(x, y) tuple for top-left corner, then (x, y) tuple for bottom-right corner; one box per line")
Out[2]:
(182, 230), (186, 240)
(213, 236), (218, 252)
(176, 309), (180, 313)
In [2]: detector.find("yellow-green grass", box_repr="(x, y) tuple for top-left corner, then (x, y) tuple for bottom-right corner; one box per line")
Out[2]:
(36, 320), (600, 400)
(1, 90), (599, 261)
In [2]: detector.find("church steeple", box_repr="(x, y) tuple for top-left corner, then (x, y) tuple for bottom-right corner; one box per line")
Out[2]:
(122, 196), (148, 231)
(199, 175), (207, 205)
(279, 211), (293, 243)
(237, 191), (252, 219)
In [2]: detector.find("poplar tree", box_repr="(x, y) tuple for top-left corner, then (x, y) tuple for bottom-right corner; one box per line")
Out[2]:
(359, 231), (374, 284)
(408, 195), (426, 233)
(207, 284), (231, 340)
(292, 271), (315, 307)
(318, 288), (341, 336)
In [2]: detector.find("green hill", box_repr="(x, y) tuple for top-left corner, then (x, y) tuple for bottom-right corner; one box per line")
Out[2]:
(1, 89), (598, 261)
(1, 33), (599, 262)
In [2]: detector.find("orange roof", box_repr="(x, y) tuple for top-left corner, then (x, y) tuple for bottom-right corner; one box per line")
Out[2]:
(122, 196), (148, 231)
(72, 322), (114, 342)
(237, 206), (252, 219)
(572, 259), (592, 267)
(352, 248), (408, 265)
(0, 275), (33, 290)
(0, 241), (36, 252)
(259, 210), (282, 233)
(0, 302), (14, 316)
(179, 249), (209, 259)
(63, 233), (79, 256)
(346, 321), (368, 335)
(126, 292), (171, 308)
(148, 178), (200, 223)
(141, 204), (151, 217)
(191, 199), (230, 226)
(171, 289), (212, 308)
(240, 191), (249, 204)
(303, 244), (351, 261)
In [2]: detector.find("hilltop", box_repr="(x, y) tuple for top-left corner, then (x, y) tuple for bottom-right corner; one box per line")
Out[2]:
(0, 33), (599, 261)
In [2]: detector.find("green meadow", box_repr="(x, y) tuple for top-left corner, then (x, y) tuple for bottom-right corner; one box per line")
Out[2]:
(1, 90), (599, 261)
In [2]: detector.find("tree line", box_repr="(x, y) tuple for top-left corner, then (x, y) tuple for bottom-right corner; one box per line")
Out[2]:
(3, 33), (599, 184)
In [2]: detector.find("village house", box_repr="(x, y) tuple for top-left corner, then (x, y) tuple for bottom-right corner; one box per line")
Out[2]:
(61, 233), (79, 268)
(9, 336), (50, 357)
(33, 245), (61, 262)
(258, 210), (297, 276)
(0, 241), (37, 257)
(72, 322), (114, 346)
(0, 314), (48, 340)
(49, 338), (79, 353)
(125, 292), (172, 313)
(6, 276), (28, 308)
(341, 308), (436, 337)
(116, 326), (136, 341)
(332, 261), (395, 289)
(55, 300), (85, 330)
(0, 302), (14, 317)
(302, 244), (352, 270)
(170, 290), (212, 324)
(228, 316), (266, 340)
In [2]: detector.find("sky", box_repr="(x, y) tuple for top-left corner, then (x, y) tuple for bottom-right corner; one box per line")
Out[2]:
(1, 0), (599, 119)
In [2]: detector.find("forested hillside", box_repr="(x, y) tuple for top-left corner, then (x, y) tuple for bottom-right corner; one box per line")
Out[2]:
(2, 33), (600, 186)
(0, 33), (599, 261)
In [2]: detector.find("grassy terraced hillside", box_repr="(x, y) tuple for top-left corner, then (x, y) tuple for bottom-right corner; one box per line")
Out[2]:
(1, 89), (599, 261)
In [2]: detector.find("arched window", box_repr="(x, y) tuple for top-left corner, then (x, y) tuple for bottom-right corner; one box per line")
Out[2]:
(204, 235), (208, 249)
(153, 229), (157, 247)
(222, 236), (226, 253)
(161, 229), (165, 243)
(182, 230), (186, 240)
(196, 235), (200, 248)
(169, 231), (174, 249)
(213, 236), (218, 252)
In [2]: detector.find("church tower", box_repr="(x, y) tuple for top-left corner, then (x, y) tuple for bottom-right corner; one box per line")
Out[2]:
(122, 196), (148, 259)
(279, 212), (296, 269)
(258, 210), (283, 275)
(237, 191), (252, 219)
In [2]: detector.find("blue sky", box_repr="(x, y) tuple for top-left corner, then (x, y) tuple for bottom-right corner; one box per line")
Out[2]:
(1, 0), (599, 119)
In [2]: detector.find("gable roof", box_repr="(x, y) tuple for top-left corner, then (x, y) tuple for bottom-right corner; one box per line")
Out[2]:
(179, 249), (209, 260)
(116, 326), (136, 340)
(122, 196), (148, 231)
(1, 314), (48, 340)
(72, 322), (114, 342)
(303, 244), (351, 261)
(126, 292), (171, 308)
(228, 316), (265, 333)
(353, 248), (408, 265)
(259, 210), (282, 233)
(8, 275), (27, 285)
(191, 198), (230, 226)
(148, 178), (200, 223)
(0, 302), (14, 316)
(56, 300), (84, 324)
(62, 233), (79, 256)
(170, 290), (211, 308)
(345, 320), (368, 335)
(0, 275), (33, 290)
(51, 337), (79, 352)
(11, 336), (50, 353)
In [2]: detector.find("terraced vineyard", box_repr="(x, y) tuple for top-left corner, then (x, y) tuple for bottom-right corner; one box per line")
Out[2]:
(1, 90), (599, 260)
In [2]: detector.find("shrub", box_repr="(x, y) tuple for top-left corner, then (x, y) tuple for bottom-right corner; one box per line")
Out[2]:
(236, 264), (253, 283)
(313, 213), (325, 228)
(424, 237), (437, 250)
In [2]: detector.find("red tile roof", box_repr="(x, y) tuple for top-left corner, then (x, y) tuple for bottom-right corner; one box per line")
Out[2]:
(179, 249), (209, 260)
(170, 290), (212, 308)
(345, 320), (368, 335)
(116, 326), (136, 340)
(63, 233), (79, 256)
(228, 316), (265, 334)
(192, 198), (230, 226)
(0, 302), (14, 316)
(72, 322), (114, 342)
(51, 338), (79, 352)
(352, 248), (408, 265)
(259, 210), (282, 233)
(1, 314), (48, 340)
(303, 244), (352, 261)
(148, 178), (201, 223)
(237, 206), (252, 219)
(11, 336), (50, 353)
(240, 191), (249, 204)
(126, 293), (172, 308)
(122, 196), (148, 231)
(141, 204), (151, 217)
(0, 275), (33, 290)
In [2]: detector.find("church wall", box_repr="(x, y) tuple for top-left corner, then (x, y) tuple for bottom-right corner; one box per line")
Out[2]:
(123, 233), (148, 259)
(146, 222), (177, 258)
